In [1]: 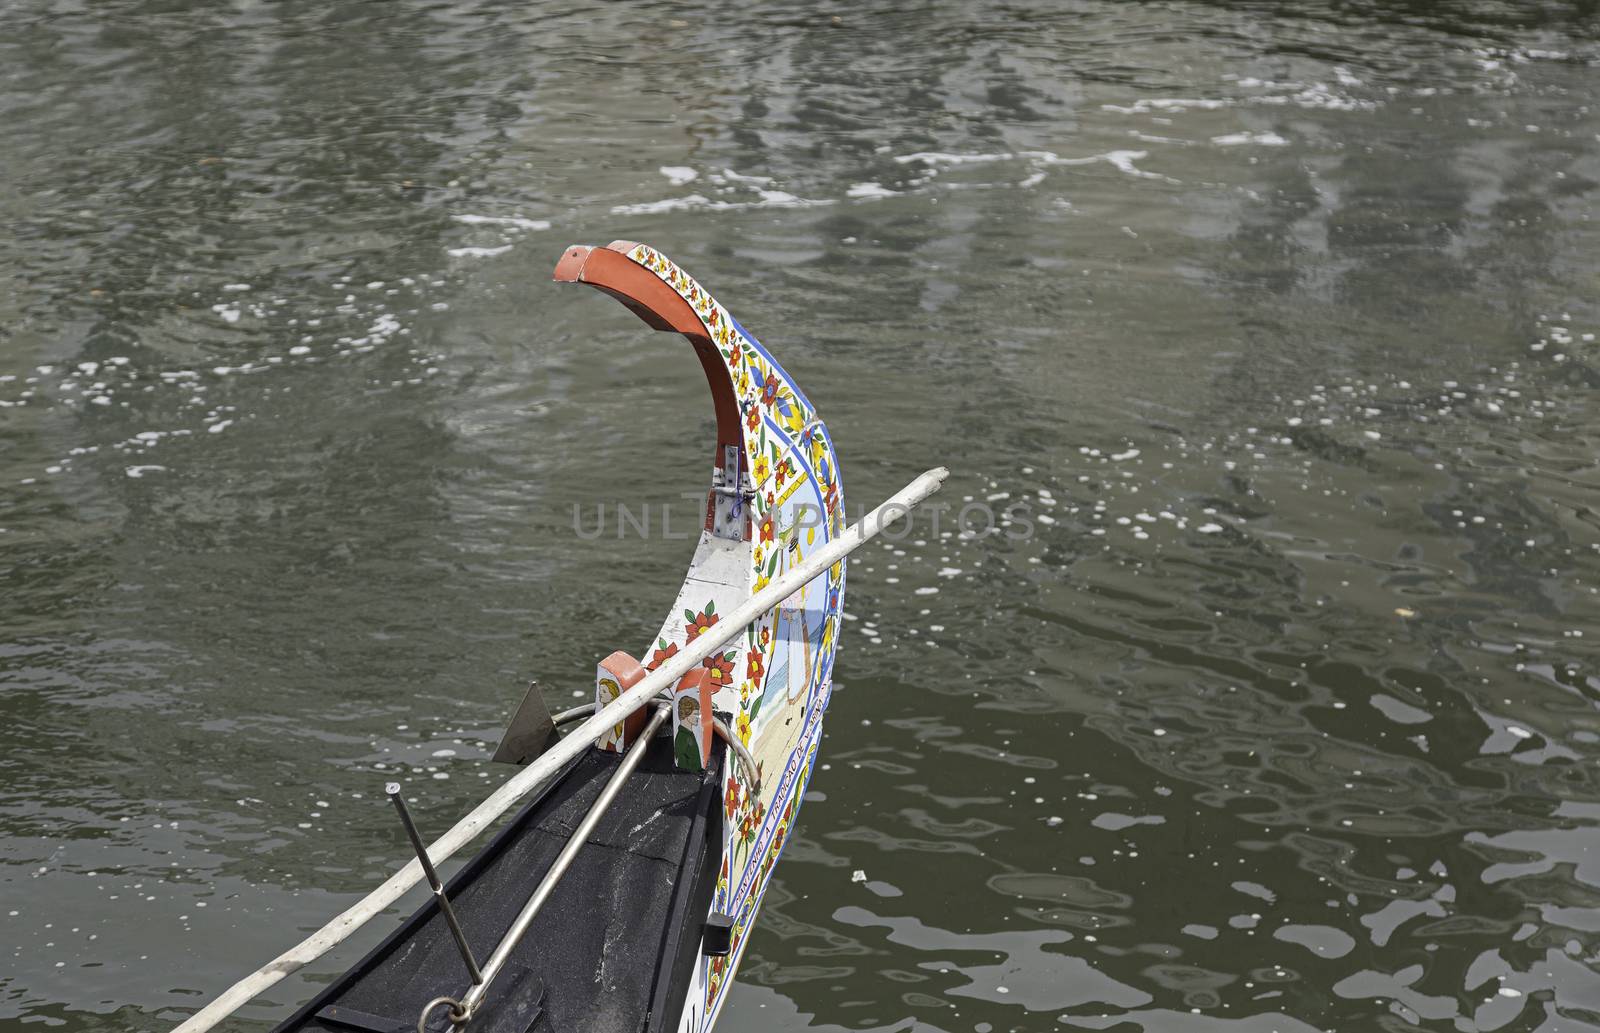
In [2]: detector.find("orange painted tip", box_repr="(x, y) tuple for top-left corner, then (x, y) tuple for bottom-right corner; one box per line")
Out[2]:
(552, 244), (593, 282)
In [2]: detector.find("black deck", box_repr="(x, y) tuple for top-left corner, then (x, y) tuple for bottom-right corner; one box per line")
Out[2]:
(271, 736), (723, 1033)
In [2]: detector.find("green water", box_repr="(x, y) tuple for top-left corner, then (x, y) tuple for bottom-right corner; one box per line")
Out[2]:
(3, 1), (1599, 1030)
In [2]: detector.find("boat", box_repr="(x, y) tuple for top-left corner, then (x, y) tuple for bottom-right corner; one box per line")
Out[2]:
(168, 241), (948, 1033)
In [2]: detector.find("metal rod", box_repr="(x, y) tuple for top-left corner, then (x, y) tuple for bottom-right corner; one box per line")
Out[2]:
(453, 705), (672, 1025)
(550, 701), (598, 726)
(386, 784), (483, 986)
(565, 706), (755, 790)
(166, 466), (949, 1033)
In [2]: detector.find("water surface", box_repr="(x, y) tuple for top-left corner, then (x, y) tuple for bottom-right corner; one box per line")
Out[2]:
(3, 1), (1600, 1030)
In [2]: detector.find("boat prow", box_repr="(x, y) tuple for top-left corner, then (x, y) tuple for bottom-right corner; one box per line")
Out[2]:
(168, 243), (948, 1033)
(278, 242), (847, 1033)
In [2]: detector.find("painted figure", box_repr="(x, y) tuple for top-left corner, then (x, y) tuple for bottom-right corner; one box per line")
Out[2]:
(675, 695), (701, 770)
(600, 676), (624, 741)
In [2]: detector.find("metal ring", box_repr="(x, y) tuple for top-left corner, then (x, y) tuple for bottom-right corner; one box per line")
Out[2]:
(418, 995), (468, 1032)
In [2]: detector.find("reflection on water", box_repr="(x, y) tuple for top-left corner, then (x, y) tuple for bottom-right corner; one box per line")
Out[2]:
(2, 0), (1598, 1030)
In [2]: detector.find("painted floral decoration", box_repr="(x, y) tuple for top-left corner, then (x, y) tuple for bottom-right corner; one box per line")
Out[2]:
(622, 242), (845, 1033)
(647, 639), (679, 671)
(685, 604), (719, 641)
(738, 799), (765, 845)
(704, 650), (736, 686)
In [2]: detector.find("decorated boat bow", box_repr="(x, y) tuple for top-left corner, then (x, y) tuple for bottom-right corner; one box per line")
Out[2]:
(555, 241), (846, 1028)
(166, 244), (947, 1033)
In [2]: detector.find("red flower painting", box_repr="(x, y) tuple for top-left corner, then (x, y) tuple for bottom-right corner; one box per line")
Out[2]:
(647, 641), (679, 671)
(685, 605), (719, 640)
(704, 651), (735, 685)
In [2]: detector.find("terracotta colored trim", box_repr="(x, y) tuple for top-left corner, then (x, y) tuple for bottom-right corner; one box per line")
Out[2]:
(598, 650), (649, 745)
(672, 667), (716, 769)
(553, 243), (742, 463)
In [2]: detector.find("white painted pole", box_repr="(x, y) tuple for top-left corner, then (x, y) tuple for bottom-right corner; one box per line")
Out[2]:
(169, 466), (948, 1033)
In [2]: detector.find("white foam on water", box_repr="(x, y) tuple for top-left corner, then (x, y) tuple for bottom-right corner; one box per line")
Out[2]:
(1212, 131), (1290, 146)
(1104, 97), (1233, 115)
(1101, 151), (1172, 181)
(755, 189), (806, 207)
(611, 194), (709, 215)
(895, 151), (1014, 166)
(446, 245), (514, 259)
(658, 166), (698, 186)
(896, 147), (1177, 185)
(716, 168), (775, 186)
(451, 214), (551, 231)
(846, 182), (898, 199)
(610, 192), (834, 216)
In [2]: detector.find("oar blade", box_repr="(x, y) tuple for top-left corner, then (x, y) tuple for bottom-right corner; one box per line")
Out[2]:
(490, 682), (558, 766)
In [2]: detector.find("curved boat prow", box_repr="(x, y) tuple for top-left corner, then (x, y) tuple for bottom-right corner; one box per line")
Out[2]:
(171, 244), (950, 1033)
(555, 242), (846, 1027)
(554, 243), (745, 477)
(553, 240), (833, 537)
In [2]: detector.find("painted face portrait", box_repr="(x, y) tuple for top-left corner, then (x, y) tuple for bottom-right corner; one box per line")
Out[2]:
(601, 677), (624, 740)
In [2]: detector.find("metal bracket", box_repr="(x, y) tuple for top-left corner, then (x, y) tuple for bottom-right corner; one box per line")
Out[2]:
(710, 444), (752, 540)
(703, 912), (736, 957)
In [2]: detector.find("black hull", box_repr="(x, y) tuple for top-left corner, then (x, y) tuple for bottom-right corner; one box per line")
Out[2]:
(271, 737), (724, 1033)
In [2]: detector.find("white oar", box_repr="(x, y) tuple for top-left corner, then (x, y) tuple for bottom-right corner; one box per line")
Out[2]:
(170, 465), (948, 1033)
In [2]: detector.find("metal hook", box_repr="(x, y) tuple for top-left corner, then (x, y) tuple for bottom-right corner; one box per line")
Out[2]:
(417, 995), (468, 1033)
